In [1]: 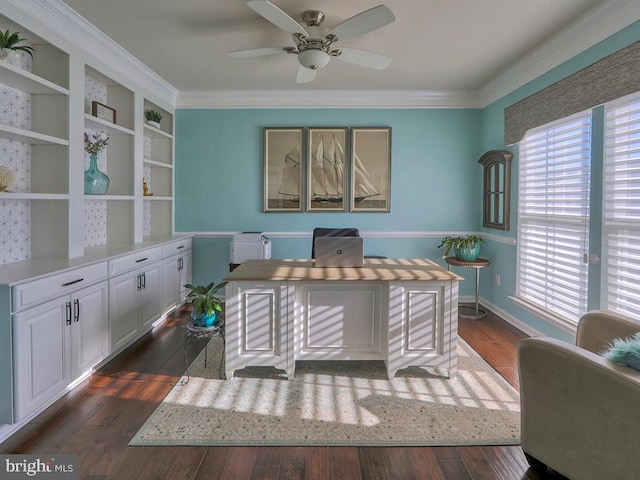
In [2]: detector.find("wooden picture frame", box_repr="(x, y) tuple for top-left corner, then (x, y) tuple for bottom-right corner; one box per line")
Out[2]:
(91, 101), (116, 124)
(263, 127), (304, 212)
(306, 127), (348, 212)
(350, 127), (391, 212)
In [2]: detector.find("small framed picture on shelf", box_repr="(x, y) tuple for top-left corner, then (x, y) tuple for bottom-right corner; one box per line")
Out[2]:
(91, 101), (116, 124)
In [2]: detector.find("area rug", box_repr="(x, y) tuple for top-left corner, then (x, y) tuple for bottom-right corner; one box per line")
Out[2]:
(130, 338), (520, 446)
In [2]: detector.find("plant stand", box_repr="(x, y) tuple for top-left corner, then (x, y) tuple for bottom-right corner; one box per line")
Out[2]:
(445, 257), (491, 320)
(181, 319), (225, 385)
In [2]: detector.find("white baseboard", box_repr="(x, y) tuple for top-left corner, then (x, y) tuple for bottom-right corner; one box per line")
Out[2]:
(476, 296), (544, 337)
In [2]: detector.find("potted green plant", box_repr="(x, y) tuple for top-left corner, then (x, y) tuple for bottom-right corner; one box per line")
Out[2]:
(184, 281), (227, 327)
(0, 30), (34, 68)
(144, 108), (163, 129)
(438, 235), (485, 262)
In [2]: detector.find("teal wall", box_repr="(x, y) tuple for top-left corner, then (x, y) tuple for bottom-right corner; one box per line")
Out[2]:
(175, 109), (482, 288)
(174, 21), (640, 341)
(478, 21), (640, 340)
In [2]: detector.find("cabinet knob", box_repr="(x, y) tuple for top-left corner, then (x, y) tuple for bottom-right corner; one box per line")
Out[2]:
(74, 298), (80, 322)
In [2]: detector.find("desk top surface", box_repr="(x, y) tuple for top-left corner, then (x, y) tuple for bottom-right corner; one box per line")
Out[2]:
(224, 258), (462, 282)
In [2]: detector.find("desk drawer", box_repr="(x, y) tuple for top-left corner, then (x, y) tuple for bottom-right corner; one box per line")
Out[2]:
(109, 247), (162, 277)
(12, 262), (108, 312)
(162, 238), (191, 258)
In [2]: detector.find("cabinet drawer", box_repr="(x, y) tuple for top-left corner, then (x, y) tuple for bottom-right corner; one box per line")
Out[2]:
(12, 262), (108, 312)
(162, 238), (192, 258)
(109, 247), (162, 277)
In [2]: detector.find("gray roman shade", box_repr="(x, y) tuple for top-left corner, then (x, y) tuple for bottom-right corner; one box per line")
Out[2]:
(504, 40), (640, 145)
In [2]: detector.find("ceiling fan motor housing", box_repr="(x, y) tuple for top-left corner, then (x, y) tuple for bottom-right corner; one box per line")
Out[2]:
(297, 47), (330, 70)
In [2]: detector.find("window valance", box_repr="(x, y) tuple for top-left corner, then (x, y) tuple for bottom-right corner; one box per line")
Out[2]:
(504, 40), (640, 145)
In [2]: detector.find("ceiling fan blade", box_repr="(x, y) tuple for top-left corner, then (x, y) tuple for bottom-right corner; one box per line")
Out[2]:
(336, 48), (392, 70)
(227, 47), (290, 58)
(246, 0), (308, 36)
(327, 5), (395, 41)
(296, 65), (317, 84)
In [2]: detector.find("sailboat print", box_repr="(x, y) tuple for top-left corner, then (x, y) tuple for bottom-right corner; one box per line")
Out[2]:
(278, 144), (301, 202)
(352, 151), (380, 202)
(310, 134), (345, 203)
(308, 133), (380, 206)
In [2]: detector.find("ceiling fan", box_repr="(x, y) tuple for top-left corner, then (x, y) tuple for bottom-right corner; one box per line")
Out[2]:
(227, 0), (395, 84)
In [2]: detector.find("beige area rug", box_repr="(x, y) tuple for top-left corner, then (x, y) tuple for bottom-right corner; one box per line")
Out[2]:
(130, 339), (520, 446)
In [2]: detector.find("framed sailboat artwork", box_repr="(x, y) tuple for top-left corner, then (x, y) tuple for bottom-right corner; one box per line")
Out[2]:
(263, 127), (304, 212)
(350, 127), (391, 212)
(306, 127), (348, 212)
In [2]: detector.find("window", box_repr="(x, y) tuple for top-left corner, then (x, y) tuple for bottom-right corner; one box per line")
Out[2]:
(602, 92), (640, 318)
(517, 111), (592, 325)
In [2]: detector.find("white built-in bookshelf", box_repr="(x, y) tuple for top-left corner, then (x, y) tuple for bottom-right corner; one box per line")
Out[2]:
(0, 13), (175, 266)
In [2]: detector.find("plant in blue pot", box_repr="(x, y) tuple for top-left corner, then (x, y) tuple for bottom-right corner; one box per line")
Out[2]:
(184, 281), (227, 328)
(438, 235), (485, 262)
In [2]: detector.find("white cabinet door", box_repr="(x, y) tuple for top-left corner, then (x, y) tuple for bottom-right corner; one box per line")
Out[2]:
(387, 281), (455, 378)
(141, 262), (163, 330)
(14, 296), (70, 421)
(162, 255), (180, 311)
(225, 281), (293, 378)
(109, 271), (140, 352)
(179, 250), (192, 302)
(71, 281), (108, 379)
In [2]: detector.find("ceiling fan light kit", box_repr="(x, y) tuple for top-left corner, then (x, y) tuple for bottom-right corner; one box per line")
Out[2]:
(228, 1), (395, 83)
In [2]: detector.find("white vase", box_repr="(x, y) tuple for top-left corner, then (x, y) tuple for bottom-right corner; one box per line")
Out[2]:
(0, 49), (22, 68)
(145, 120), (161, 129)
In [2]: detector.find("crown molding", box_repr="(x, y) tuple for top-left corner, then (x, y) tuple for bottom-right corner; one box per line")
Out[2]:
(478, 0), (640, 107)
(176, 90), (482, 109)
(5, 0), (179, 106)
(4, 0), (637, 111)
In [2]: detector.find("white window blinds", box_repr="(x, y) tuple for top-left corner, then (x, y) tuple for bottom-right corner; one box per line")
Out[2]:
(517, 111), (592, 324)
(603, 92), (640, 318)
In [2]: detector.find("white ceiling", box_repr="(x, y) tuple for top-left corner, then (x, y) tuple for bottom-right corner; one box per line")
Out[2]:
(59, 0), (618, 94)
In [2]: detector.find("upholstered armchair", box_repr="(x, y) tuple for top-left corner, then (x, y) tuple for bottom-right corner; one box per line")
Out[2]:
(517, 310), (640, 480)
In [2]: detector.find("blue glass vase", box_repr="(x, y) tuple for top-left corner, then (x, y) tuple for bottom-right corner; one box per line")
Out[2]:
(84, 153), (109, 195)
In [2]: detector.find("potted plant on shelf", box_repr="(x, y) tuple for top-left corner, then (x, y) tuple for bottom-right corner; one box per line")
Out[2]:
(84, 131), (110, 195)
(144, 108), (163, 129)
(438, 235), (485, 262)
(0, 30), (34, 68)
(184, 281), (227, 328)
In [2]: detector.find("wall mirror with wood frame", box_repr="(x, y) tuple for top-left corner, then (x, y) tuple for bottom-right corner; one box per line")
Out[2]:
(478, 150), (513, 231)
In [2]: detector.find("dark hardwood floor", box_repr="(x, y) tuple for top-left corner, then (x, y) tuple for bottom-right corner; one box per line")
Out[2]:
(1, 306), (561, 479)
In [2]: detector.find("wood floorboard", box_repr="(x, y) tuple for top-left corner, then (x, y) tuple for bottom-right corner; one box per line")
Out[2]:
(1, 306), (563, 480)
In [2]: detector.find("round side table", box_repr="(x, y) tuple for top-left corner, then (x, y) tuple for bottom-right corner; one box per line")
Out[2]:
(181, 319), (225, 385)
(445, 257), (491, 320)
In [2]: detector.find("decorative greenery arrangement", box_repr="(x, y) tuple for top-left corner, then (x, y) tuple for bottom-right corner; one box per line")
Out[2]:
(84, 131), (109, 155)
(0, 30), (34, 58)
(144, 108), (163, 124)
(438, 235), (485, 257)
(184, 281), (227, 318)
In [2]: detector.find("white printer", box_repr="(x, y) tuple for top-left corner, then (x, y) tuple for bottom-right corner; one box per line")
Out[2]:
(230, 232), (272, 263)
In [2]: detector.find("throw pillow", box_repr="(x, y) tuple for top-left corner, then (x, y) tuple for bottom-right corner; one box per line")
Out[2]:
(604, 333), (640, 371)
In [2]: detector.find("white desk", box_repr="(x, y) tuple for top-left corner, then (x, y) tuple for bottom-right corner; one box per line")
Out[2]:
(224, 258), (462, 379)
